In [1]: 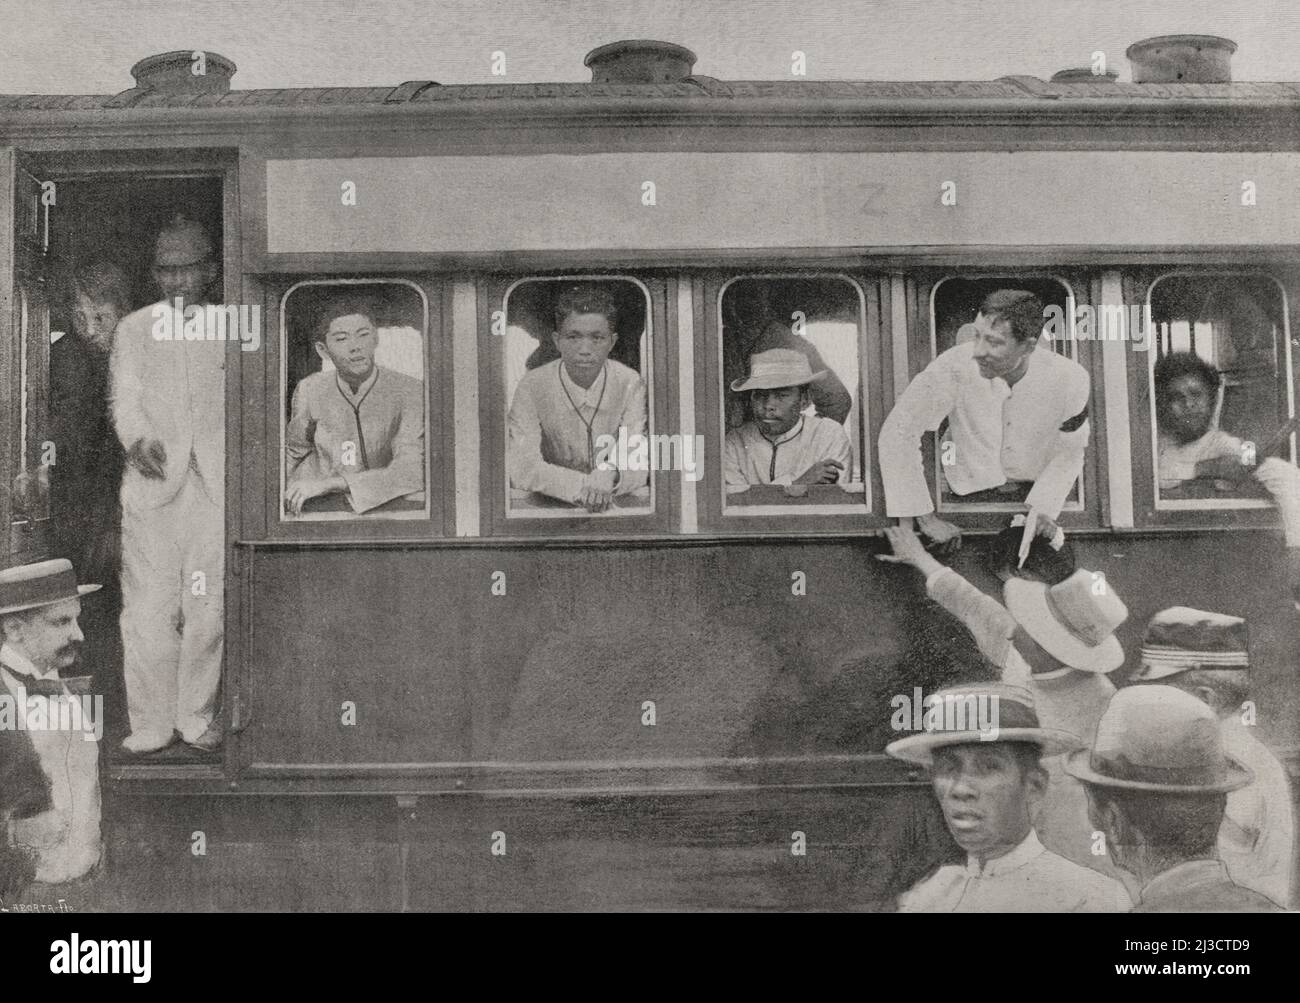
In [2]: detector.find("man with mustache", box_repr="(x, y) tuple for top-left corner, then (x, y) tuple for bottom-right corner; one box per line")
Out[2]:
(283, 296), (425, 516)
(0, 559), (103, 885)
(879, 289), (1090, 549)
(887, 682), (1129, 912)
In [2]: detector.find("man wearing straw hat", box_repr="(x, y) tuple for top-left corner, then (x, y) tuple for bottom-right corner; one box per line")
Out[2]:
(0, 558), (104, 885)
(879, 526), (1130, 884)
(724, 348), (852, 492)
(1067, 685), (1284, 912)
(1129, 608), (1293, 909)
(887, 682), (1129, 912)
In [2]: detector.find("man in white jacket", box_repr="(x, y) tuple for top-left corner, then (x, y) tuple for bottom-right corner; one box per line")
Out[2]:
(110, 215), (224, 754)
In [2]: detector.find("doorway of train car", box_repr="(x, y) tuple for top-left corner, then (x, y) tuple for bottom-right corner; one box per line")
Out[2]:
(1, 150), (230, 765)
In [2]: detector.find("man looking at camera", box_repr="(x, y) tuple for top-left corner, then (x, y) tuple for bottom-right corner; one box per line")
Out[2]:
(110, 214), (224, 754)
(724, 349), (852, 492)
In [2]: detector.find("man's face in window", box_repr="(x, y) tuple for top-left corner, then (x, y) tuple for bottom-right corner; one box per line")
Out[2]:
(970, 313), (1036, 381)
(553, 311), (616, 384)
(73, 293), (123, 353)
(930, 743), (1040, 859)
(316, 313), (378, 384)
(749, 385), (805, 437)
(1160, 373), (1216, 445)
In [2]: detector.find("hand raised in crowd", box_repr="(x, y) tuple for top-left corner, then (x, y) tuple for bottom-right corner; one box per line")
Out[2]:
(126, 438), (167, 480)
(916, 511), (962, 553)
(876, 524), (944, 576)
(794, 459), (844, 485)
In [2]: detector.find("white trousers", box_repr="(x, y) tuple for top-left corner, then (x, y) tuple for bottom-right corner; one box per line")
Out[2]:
(120, 472), (224, 743)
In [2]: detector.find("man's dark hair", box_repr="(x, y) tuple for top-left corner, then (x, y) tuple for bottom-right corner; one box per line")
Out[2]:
(72, 260), (132, 317)
(315, 296), (378, 344)
(1091, 786), (1225, 857)
(979, 289), (1046, 344)
(554, 284), (619, 332)
(1154, 351), (1221, 407)
(987, 529), (1077, 586)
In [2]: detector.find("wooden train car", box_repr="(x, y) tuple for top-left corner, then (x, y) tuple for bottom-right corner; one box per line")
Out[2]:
(1, 36), (1297, 910)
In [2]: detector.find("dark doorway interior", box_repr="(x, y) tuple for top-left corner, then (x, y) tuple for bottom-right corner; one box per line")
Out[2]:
(45, 173), (223, 758)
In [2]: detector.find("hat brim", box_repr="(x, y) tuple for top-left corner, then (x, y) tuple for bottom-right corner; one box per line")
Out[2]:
(1003, 578), (1123, 674)
(730, 370), (827, 393)
(1063, 747), (1254, 794)
(885, 726), (1084, 766)
(0, 583), (101, 617)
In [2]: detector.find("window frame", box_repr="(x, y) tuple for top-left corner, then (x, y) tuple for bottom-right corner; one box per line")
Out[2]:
(1127, 267), (1299, 530)
(479, 272), (677, 538)
(246, 274), (450, 542)
(906, 268), (1105, 532)
(697, 269), (890, 535)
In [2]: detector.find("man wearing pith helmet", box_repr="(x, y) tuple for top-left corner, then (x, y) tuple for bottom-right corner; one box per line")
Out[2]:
(887, 682), (1130, 912)
(0, 559), (103, 885)
(1067, 685), (1283, 912)
(109, 213), (225, 754)
(723, 348), (852, 491)
(1129, 608), (1293, 908)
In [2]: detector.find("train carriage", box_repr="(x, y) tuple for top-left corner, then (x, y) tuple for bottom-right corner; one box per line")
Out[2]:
(0, 35), (1297, 910)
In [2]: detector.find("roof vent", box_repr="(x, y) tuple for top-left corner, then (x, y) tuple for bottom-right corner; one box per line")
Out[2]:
(584, 40), (697, 83)
(130, 50), (236, 93)
(1050, 67), (1118, 83)
(1126, 35), (1235, 83)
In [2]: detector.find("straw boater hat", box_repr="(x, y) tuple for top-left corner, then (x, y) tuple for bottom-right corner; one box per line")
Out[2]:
(1003, 569), (1128, 674)
(884, 682), (1082, 766)
(0, 559), (100, 617)
(1064, 685), (1252, 794)
(730, 348), (827, 393)
(1130, 607), (1248, 682)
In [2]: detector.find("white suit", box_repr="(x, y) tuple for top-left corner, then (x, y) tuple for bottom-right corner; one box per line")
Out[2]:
(110, 301), (225, 745)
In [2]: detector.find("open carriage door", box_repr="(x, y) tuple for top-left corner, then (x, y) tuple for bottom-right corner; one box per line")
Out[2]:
(0, 149), (53, 565)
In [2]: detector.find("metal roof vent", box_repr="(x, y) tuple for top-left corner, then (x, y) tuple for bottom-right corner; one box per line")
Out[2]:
(584, 40), (697, 83)
(130, 50), (236, 94)
(1050, 67), (1118, 83)
(1126, 35), (1236, 83)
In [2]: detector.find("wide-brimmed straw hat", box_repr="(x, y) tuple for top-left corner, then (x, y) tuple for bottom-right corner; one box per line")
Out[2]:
(0, 559), (101, 616)
(1064, 685), (1252, 794)
(1003, 569), (1128, 674)
(730, 348), (827, 392)
(885, 682), (1082, 766)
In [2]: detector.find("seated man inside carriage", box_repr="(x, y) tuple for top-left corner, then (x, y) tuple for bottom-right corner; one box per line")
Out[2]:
(507, 284), (648, 514)
(283, 295), (425, 516)
(1155, 351), (1300, 547)
(724, 348), (852, 493)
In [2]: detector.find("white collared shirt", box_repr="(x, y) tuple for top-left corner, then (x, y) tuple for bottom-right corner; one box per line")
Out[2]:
(879, 342), (1090, 518)
(723, 415), (852, 491)
(898, 829), (1130, 912)
(0, 642), (102, 884)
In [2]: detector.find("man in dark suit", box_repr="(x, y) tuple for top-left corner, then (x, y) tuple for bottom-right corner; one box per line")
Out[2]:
(48, 260), (131, 741)
(1067, 685), (1285, 912)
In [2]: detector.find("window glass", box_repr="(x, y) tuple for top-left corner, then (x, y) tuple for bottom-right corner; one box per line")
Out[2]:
(720, 276), (867, 513)
(503, 278), (653, 518)
(280, 280), (429, 521)
(929, 276), (1082, 511)
(1148, 274), (1295, 508)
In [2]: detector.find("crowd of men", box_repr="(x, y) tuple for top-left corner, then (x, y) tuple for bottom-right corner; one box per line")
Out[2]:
(1, 253), (1296, 911)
